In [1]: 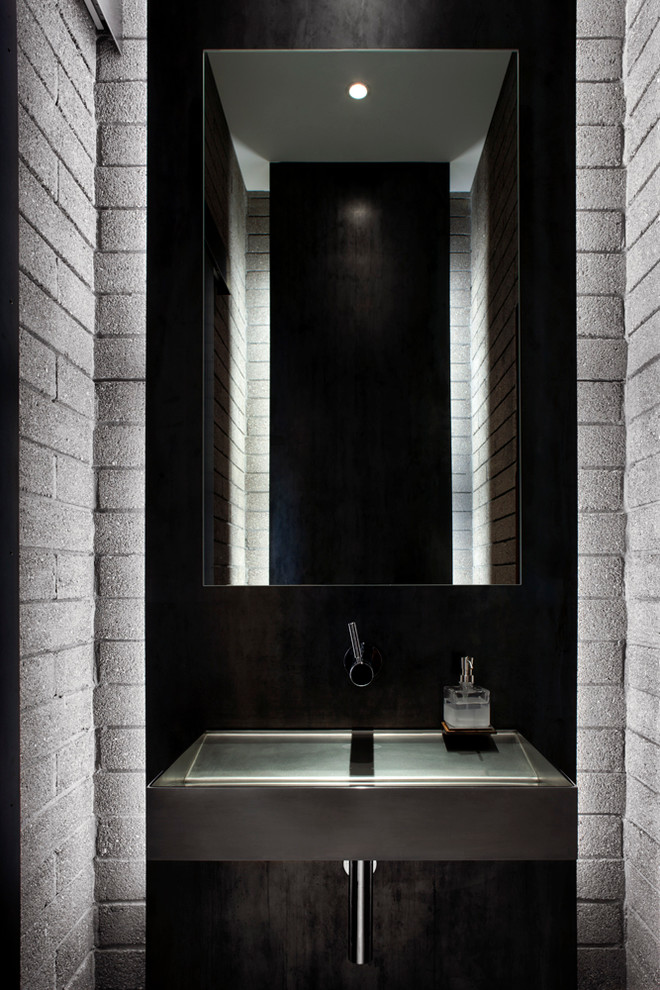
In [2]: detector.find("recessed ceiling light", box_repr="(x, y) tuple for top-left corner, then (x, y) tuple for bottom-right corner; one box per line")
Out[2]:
(348, 82), (369, 100)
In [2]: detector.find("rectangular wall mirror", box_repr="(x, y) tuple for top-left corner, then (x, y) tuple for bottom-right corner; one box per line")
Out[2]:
(202, 50), (520, 587)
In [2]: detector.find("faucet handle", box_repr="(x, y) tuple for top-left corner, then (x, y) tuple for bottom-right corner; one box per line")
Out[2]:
(345, 623), (382, 687)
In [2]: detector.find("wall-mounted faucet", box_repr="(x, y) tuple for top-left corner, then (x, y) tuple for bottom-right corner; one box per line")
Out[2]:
(344, 621), (382, 687)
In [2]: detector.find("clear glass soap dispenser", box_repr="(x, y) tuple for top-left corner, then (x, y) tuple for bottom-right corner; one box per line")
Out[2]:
(443, 656), (491, 729)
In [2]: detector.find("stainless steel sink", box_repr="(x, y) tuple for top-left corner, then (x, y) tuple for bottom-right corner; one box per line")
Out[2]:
(147, 729), (576, 861)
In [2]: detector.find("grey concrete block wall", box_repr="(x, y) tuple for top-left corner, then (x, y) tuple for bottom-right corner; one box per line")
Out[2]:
(18, 2), (98, 988)
(576, 0), (627, 985)
(449, 193), (473, 583)
(623, 1), (660, 987)
(94, 5), (147, 987)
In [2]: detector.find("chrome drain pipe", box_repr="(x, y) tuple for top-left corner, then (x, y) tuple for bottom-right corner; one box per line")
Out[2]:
(345, 860), (375, 964)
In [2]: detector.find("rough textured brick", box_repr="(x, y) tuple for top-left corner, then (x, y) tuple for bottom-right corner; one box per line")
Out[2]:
(577, 859), (625, 900)
(577, 902), (623, 944)
(577, 339), (627, 381)
(98, 903), (146, 947)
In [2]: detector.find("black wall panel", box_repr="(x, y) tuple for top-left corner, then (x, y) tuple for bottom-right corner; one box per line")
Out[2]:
(147, 0), (577, 985)
(269, 163), (451, 585)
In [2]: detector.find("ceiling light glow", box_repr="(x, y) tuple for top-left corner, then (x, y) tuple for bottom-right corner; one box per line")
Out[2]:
(348, 82), (369, 100)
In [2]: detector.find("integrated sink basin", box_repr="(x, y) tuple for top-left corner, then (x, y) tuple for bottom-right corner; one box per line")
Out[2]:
(148, 730), (576, 861)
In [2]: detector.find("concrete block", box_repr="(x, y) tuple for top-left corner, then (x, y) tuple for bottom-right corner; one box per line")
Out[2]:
(626, 553), (660, 606)
(58, 261), (95, 333)
(96, 641), (144, 686)
(577, 772), (625, 814)
(626, 731), (660, 794)
(62, 952), (94, 990)
(577, 125), (623, 167)
(58, 0), (97, 64)
(97, 468), (144, 510)
(627, 907), (660, 988)
(97, 292), (146, 336)
(578, 511), (626, 555)
(627, 262), (660, 335)
(626, 687), (660, 745)
(577, 902), (622, 944)
(57, 357), (94, 418)
(20, 599), (94, 657)
(98, 902), (146, 947)
(97, 80), (147, 126)
(95, 771), (146, 818)
(576, 211), (624, 252)
(55, 909), (95, 990)
(58, 163), (96, 246)
(97, 555), (144, 598)
(19, 216), (58, 296)
(577, 252), (625, 295)
(627, 502), (660, 553)
(21, 778), (93, 865)
(56, 552), (94, 600)
(95, 599), (145, 641)
(627, 309), (660, 378)
(95, 948), (146, 990)
(578, 381), (623, 424)
(577, 728), (624, 770)
(18, 0), (58, 98)
(579, 469), (623, 513)
(624, 819), (660, 885)
(628, 214), (660, 292)
(577, 294), (624, 339)
(626, 0), (660, 74)
(578, 555), (624, 599)
(54, 644), (95, 696)
(95, 252), (145, 295)
(93, 684), (145, 728)
(19, 440), (56, 499)
(22, 863), (94, 980)
(577, 82), (624, 125)
(20, 653), (55, 711)
(94, 425), (145, 469)
(121, 0), (147, 37)
(99, 122), (147, 167)
(95, 859), (145, 903)
(577, 38), (622, 81)
(21, 852), (56, 927)
(20, 492), (93, 555)
(18, 104), (57, 196)
(98, 727), (145, 771)
(246, 252), (269, 272)
(21, 753), (57, 818)
(578, 601), (627, 644)
(95, 336), (146, 380)
(96, 816), (145, 860)
(98, 39), (146, 82)
(20, 386), (92, 463)
(580, 812), (622, 859)
(19, 273), (94, 375)
(55, 818), (95, 893)
(627, 124), (660, 207)
(626, 644), (660, 696)
(56, 66), (95, 154)
(577, 168), (626, 210)
(627, 778), (660, 843)
(577, 947), (626, 990)
(577, 859), (624, 900)
(578, 424), (625, 468)
(56, 454), (95, 509)
(577, 339), (627, 382)
(627, 77), (660, 164)
(626, 863), (660, 940)
(18, 51), (95, 196)
(577, 0), (625, 38)
(99, 208), (146, 252)
(96, 166), (147, 209)
(577, 684), (625, 727)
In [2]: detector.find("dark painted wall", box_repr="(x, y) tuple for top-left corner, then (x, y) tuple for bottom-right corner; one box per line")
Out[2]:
(146, 0), (577, 986)
(269, 163), (451, 584)
(1, 1), (20, 982)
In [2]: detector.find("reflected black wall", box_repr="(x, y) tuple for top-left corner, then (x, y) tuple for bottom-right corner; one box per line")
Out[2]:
(147, 0), (577, 986)
(270, 163), (451, 585)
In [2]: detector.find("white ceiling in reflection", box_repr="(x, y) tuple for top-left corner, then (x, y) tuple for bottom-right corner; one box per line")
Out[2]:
(207, 50), (513, 193)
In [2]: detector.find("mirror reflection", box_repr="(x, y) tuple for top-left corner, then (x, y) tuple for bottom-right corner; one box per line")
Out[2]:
(203, 50), (519, 586)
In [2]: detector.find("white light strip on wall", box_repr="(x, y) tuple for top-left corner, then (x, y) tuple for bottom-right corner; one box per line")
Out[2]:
(81, 0), (104, 31)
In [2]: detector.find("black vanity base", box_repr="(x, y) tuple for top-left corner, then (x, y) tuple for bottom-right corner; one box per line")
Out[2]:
(148, 861), (576, 990)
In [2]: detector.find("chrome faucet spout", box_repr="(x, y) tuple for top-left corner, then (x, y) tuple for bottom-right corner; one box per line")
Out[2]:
(344, 621), (382, 687)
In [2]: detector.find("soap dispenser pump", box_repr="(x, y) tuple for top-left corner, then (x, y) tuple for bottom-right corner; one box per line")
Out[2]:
(443, 656), (491, 729)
